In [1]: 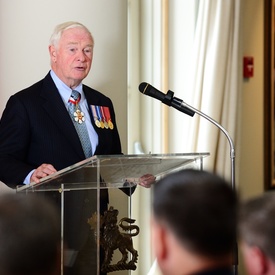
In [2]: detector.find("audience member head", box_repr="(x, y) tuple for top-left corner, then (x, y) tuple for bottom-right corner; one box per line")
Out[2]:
(238, 192), (275, 275)
(152, 169), (237, 275)
(0, 193), (61, 275)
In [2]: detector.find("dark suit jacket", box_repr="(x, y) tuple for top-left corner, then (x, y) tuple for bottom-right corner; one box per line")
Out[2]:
(0, 72), (122, 187)
(0, 72), (124, 260)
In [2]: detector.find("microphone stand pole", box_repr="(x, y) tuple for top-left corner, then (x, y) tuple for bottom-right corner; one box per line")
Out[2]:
(180, 101), (235, 190)
(180, 100), (238, 275)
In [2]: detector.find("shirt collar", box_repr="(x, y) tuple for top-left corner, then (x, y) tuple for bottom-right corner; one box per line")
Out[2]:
(50, 70), (83, 103)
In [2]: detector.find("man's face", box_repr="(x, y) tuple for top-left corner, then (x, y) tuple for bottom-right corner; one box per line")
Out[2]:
(49, 27), (94, 89)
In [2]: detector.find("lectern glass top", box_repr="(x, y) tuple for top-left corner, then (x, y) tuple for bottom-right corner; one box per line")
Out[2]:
(16, 153), (209, 192)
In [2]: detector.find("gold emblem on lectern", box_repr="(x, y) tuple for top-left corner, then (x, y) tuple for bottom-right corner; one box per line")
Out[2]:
(88, 206), (139, 273)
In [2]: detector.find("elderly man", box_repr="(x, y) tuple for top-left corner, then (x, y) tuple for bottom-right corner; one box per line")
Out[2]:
(0, 22), (123, 274)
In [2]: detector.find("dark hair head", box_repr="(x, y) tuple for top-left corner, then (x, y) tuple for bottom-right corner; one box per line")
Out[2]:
(153, 169), (237, 257)
(238, 192), (275, 262)
(0, 193), (61, 275)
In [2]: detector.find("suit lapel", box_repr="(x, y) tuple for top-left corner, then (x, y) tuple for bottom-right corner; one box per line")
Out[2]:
(40, 73), (85, 159)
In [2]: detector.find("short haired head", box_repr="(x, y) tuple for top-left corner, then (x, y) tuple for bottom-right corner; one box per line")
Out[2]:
(49, 21), (94, 49)
(153, 169), (237, 258)
(0, 193), (61, 275)
(238, 192), (275, 262)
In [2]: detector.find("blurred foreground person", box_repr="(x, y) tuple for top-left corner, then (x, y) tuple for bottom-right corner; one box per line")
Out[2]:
(0, 194), (61, 275)
(151, 169), (238, 275)
(238, 192), (275, 275)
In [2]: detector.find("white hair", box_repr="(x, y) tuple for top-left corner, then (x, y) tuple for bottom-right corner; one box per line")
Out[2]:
(49, 21), (94, 48)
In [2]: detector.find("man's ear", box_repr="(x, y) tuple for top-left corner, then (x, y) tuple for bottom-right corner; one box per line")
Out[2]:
(242, 244), (268, 275)
(252, 247), (269, 275)
(49, 45), (57, 61)
(151, 218), (168, 261)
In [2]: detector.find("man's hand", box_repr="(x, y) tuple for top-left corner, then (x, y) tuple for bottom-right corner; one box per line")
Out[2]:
(30, 164), (57, 184)
(138, 174), (156, 188)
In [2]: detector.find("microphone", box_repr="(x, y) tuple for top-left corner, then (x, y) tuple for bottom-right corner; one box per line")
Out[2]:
(138, 82), (195, 117)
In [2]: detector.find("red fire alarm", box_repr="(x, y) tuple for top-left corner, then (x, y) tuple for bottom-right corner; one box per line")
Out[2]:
(243, 56), (254, 78)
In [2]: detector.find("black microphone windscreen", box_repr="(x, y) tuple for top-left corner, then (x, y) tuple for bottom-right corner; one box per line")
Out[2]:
(139, 82), (149, 94)
(138, 82), (166, 102)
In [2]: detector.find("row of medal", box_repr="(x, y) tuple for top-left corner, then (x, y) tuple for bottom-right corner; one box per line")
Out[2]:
(91, 105), (114, 130)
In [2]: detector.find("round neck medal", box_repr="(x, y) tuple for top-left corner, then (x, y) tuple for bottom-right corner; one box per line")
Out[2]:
(74, 109), (85, 124)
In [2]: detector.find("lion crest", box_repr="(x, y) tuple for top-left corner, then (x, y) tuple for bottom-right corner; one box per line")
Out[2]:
(88, 206), (139, 273)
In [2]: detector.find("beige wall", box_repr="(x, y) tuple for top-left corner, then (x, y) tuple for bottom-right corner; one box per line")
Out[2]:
(239, 0), (265, 200)
(239, 1), (265, 274)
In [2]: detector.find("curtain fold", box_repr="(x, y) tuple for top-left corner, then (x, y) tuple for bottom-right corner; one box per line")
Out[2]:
(191, 0), (241, 182)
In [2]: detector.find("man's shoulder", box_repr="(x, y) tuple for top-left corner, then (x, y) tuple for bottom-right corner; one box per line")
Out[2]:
(13, 72), (54, 98)
(83, 85), (112, 105)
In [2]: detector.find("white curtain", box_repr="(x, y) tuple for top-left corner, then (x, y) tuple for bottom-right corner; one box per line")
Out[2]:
(187, 0), (242, 181)
(131, 0), (242, 181)
(128, 0), (242, 274)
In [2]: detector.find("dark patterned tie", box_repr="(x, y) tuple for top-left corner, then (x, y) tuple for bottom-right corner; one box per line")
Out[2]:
(68, 90), (92, 158)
